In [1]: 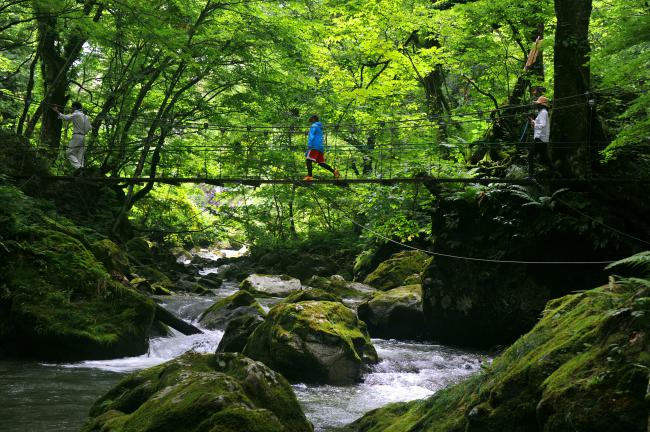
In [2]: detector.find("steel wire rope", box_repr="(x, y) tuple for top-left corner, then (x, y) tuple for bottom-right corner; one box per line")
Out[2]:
(2, 84), (639, 132)
(305, 185), (620, 265)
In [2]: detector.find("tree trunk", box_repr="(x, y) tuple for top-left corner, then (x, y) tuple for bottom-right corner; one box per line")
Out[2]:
(16, 51), (39, 136)
(30, 2), (102, 154)
(35, 11), (66, 151)
(552, 0), (606, 177)
(289, 184), (297, 239)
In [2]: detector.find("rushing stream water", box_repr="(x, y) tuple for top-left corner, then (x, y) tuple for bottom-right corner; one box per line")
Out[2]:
(0, 261), (485, 432)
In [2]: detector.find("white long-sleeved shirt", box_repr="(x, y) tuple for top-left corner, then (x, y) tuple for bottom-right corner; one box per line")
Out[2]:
(58, 109), (88, 135)
(533, 108), (550, 142)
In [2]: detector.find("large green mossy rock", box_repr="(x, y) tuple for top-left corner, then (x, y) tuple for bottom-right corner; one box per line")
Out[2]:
(357, 285), (425, 340)
(280, 287), (343, 304)
(82, 352), (313, 432)
(125, 236), (154, 264)
(198, 291), (265, 330)
(306, 275), (377, 299)
(243, 301), (378, 384)
(341, 280), (650, 432)
(0, 186), (156, 360)
(215, 289), (339, 354)
(0, 228), (156, 360)
(363, 251), (431, 291)
(91, 238), (131, 275)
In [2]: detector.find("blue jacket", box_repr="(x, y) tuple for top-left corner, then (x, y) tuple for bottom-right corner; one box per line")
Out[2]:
(307, 121), (324, 152)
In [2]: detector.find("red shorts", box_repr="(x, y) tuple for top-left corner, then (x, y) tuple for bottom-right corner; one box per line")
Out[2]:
(306, 149), (325, 163)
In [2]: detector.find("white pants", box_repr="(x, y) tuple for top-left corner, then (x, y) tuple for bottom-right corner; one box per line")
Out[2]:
(66, 134), (85, 169)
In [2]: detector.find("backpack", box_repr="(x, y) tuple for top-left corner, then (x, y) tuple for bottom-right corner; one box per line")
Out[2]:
(83, 114), (92, 134)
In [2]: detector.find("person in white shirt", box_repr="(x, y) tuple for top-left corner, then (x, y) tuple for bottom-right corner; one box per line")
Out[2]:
(52, 101), (90, 170)
(528, 96), (551, 176)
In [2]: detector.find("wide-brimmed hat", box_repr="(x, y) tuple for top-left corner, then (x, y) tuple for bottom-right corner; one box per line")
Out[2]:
(535, 96), (549, 107)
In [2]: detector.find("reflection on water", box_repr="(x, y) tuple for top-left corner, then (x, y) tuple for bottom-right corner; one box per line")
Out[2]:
(0, 290), (485, 432)
(0, 361), (121, 432)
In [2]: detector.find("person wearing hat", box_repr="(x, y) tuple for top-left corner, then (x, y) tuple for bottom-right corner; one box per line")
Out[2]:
(528, 96), (551, 176)
(304, 115), (340, 181)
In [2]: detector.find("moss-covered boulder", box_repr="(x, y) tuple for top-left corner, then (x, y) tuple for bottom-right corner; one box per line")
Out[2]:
(134, 265), (176, 292)
(91, 238), (131, 275)
(217, 314), (266, 353)
(197, 273), (223, 289)
(240, 274), (302, 297)
(82, 352), (313, 432)
(280, 287), (343, 304)
(243, 301), (378, 384)
(341, 278), (650, 432)
(125, 236), (155, 264)
(217, 289), (341, 354)
(199, 291), (265, 330)
(306, 275), (377, 299)
(0, 186), (156, 360)
(357, 285), (425, 340)
(363, 251), (431, 291)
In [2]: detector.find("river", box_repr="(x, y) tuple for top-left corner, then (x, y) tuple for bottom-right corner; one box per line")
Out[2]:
(0, 265), (485, 431)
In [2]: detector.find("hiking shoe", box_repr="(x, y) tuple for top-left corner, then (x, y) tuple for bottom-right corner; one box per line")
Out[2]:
(303, 176), (313, 181)
(333, 169), (340, 179)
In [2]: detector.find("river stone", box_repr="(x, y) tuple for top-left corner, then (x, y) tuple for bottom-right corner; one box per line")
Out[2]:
(197, 273), (223, 289)
(199, 291), (265, 330)
(306, 275), (377, 299)
(242, 301), (378, 384)
(217, 314), (266, 353)
(357, 284), (426, 340)
(363, 250), (431, 291)
(280, 288), (343, 304)
(82, 352), (313, 432)
(240, 274), (302, 297)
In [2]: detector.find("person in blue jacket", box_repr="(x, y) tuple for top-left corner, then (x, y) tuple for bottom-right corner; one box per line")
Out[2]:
(304, 115), (339, 181)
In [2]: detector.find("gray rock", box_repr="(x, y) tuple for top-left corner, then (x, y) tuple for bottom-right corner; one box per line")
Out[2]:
(199, 291), (265, 330)
(240, 274), (302, 297)
(216, 314), (265, 353)
(357, 284), (426, 340)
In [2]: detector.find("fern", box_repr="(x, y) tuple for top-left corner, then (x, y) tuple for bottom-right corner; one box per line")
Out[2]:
(606, 251), (650, 277)
(616, 277), (650, 290)
(509, 186), (570, 209)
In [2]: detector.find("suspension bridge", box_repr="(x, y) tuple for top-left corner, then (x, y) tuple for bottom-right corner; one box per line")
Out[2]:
(6, 87), (649, 187)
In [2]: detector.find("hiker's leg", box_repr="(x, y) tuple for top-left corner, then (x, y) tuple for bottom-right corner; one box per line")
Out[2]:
(306, 159), (313, 176)
(67, 136), (84, 169)
(537, 139), (551, 167)
(527, 140), (535, 177)
(318, 162), (335, 174)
